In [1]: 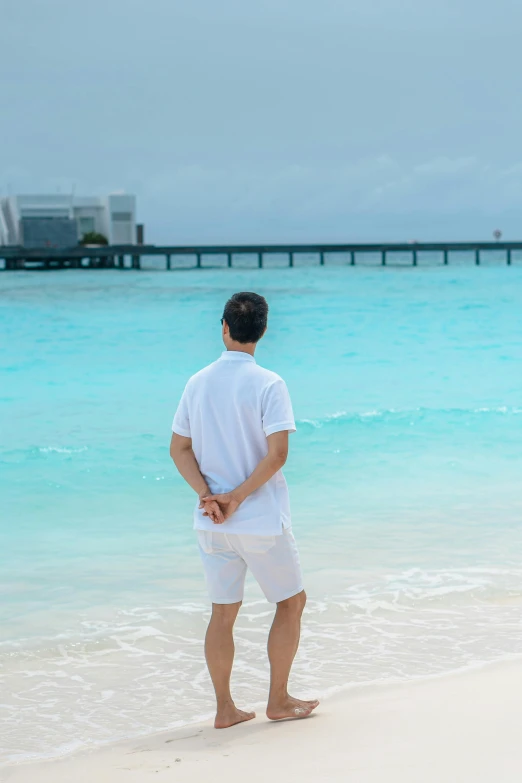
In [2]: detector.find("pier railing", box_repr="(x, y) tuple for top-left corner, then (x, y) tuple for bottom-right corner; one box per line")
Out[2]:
(1, 241), (521, 270)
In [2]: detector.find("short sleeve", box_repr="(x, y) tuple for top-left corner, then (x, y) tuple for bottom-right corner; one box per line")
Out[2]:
(172, 386), (191, 438)
(262, 379), (296, 437)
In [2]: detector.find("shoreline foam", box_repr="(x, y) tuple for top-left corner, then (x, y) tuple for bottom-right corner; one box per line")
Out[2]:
(4, 652), (522, 769)
(3, 573), (522, 766)
(5, 657), (522, 782)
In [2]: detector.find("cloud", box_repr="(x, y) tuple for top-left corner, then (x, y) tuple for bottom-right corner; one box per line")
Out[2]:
(140, 154), (521, 211)
(5, 154), (521, 242)
(104, 154), (517, 242)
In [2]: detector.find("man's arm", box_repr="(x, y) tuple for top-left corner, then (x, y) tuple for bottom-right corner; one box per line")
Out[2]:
(170, 434), (224, 524)
(201, 430), (289, 521)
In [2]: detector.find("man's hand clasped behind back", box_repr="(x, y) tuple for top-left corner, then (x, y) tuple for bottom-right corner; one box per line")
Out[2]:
(200, 491), (241, 523)
(199, 497), (225, 525)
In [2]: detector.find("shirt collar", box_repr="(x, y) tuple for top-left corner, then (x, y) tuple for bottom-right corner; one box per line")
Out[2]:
(219, 350), (256, 363)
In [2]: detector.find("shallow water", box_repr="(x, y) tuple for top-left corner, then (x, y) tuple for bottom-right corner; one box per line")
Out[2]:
(1, 265), (522, 763)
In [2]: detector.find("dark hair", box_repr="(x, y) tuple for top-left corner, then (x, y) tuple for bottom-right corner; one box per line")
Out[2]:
(222, 292), (268, 344)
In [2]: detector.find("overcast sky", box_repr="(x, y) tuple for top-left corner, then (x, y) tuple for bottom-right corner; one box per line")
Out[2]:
(1, 0), (521, 243)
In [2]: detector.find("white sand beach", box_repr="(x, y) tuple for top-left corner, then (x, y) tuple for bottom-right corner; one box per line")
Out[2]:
(4, 658), (522, 783)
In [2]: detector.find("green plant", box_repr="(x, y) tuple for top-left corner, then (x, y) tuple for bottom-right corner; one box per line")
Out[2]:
(80, 231), (108, 246)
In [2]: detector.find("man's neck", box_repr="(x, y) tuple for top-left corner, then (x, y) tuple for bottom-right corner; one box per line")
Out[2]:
(225, 342), (256, 357)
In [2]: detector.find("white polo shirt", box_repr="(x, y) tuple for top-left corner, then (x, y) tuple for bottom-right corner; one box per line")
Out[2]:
(172, 351), (296, 535)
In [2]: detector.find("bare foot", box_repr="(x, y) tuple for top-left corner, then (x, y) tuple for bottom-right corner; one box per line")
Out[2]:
(266, 696), (320, 721)
(214, 705), (256, 729)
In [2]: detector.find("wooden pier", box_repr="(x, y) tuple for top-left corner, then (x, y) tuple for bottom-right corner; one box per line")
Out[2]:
(1, 241), (521, 271)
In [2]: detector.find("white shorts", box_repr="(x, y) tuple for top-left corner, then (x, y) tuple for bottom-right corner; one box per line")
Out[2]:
(197, 527), (303, 605)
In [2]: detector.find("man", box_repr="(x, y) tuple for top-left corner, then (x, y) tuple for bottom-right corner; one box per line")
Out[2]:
(170, 291), (318, 729)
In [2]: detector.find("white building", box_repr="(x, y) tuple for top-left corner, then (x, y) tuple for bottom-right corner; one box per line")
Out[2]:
(0, 193), (137, 247)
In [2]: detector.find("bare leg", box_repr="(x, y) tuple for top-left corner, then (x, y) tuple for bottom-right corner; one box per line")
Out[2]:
(266, 591), (319, 720)
(205, 602), (255, 729)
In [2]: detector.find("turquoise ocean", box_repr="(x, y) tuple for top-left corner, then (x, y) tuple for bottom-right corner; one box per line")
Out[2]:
(1, 261), (522, 764)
